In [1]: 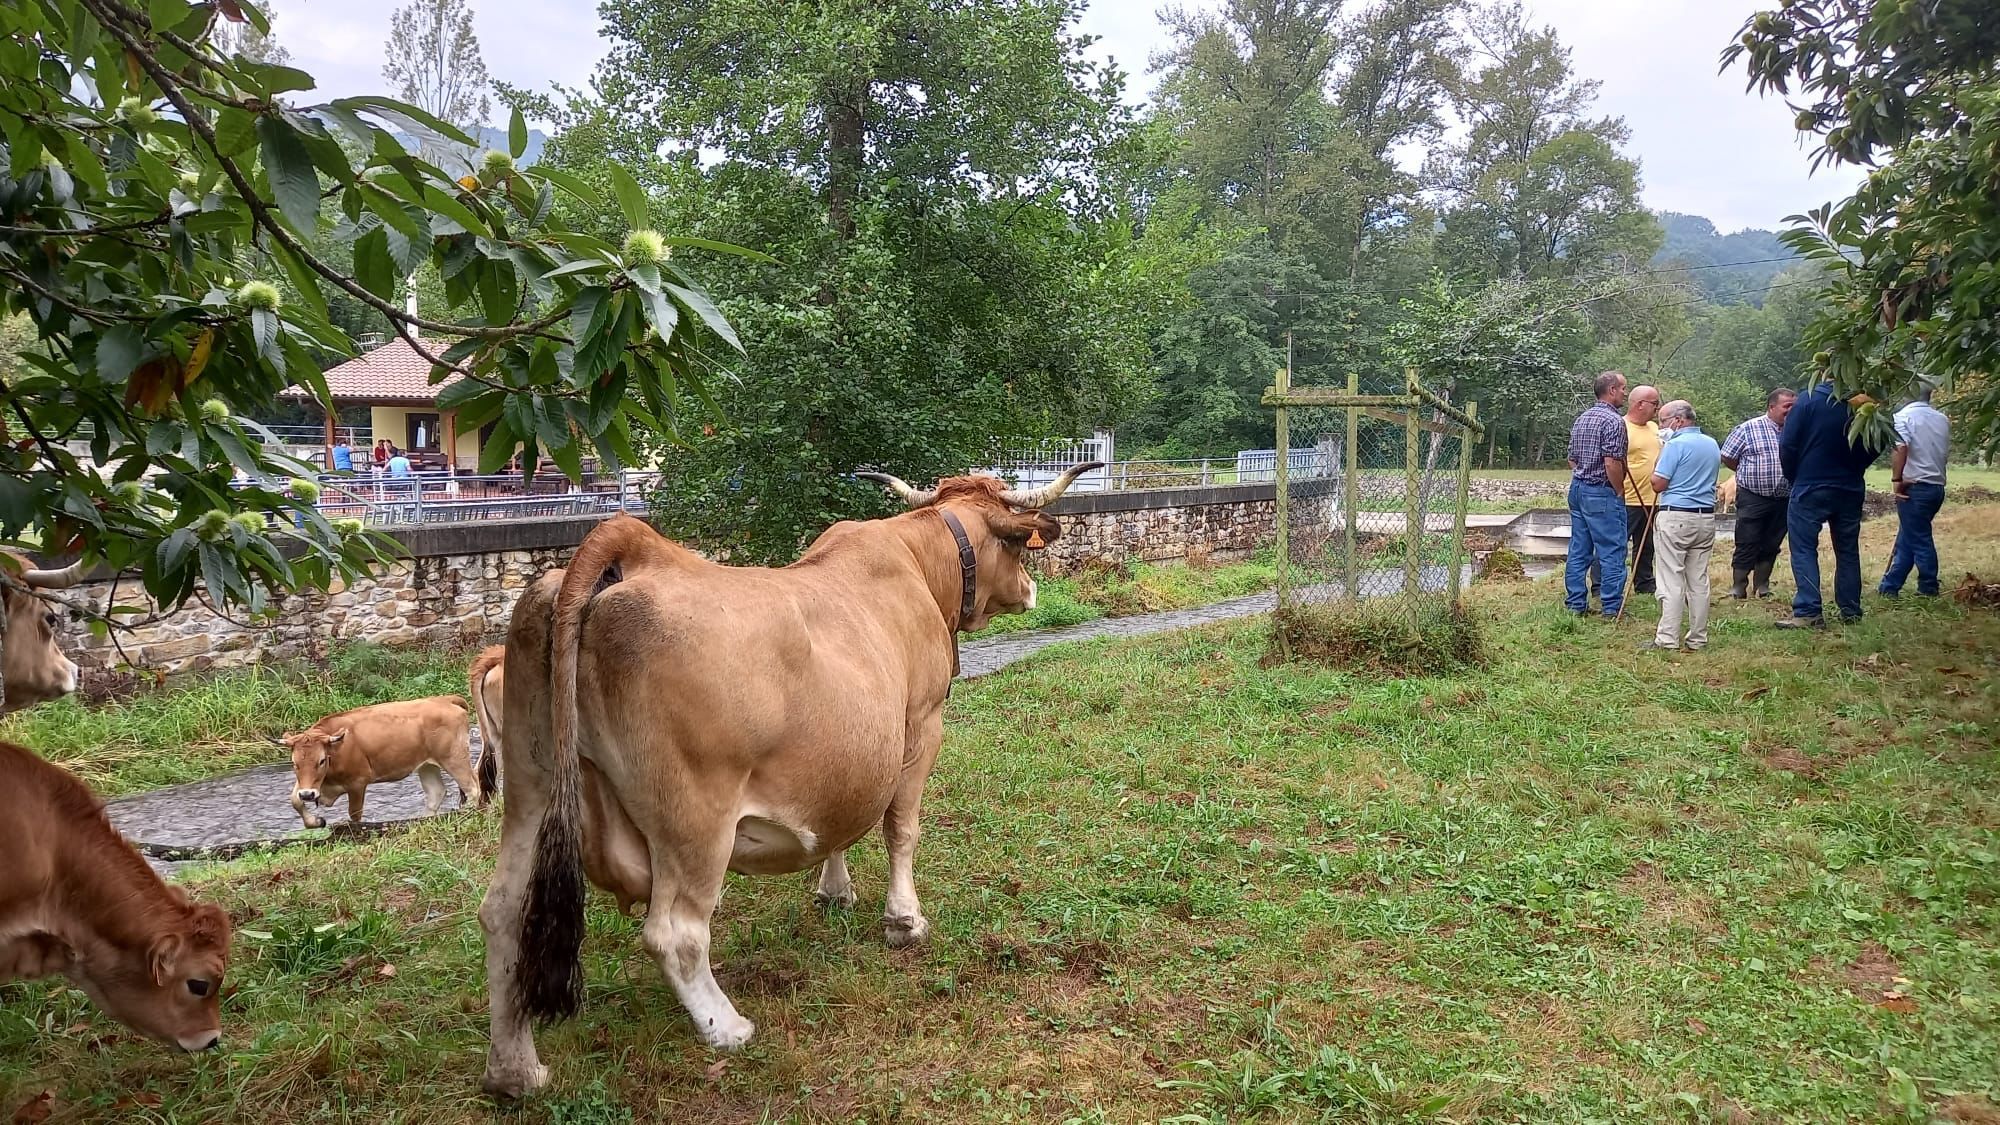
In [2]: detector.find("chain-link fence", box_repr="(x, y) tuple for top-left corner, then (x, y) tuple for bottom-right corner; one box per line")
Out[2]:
(1265, 369), (1484, 661)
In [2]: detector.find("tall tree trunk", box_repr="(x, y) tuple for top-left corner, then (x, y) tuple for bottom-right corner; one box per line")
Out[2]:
(825, 77), (868, 241)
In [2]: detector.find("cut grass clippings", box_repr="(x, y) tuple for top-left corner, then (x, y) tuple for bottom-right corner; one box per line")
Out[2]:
(2, 506), (1999, 1121)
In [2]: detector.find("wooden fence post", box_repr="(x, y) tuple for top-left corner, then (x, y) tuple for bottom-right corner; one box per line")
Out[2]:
(1450, 401), (1478, 601)
(1404, 367), (1422, 611)
(1344, 371), (1359, 600)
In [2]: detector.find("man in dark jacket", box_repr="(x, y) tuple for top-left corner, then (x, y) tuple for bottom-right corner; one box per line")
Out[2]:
(1776, 381), (1885, 627)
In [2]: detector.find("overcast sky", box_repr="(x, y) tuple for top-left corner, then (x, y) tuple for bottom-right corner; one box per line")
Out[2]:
(273, 0), (1863, 234)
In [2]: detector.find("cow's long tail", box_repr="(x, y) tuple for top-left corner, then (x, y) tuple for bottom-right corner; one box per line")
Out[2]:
(468, 645), (504, 799)
(518, 514), (648, 1023)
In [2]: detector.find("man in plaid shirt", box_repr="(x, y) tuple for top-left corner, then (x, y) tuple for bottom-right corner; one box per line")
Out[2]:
(1720, 388), (1797, 599)
(1564, 371), (1630, 617)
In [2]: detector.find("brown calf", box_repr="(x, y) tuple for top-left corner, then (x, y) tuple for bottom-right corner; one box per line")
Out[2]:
(0, 741), (231, 1050)
(281, 696), (482, 828)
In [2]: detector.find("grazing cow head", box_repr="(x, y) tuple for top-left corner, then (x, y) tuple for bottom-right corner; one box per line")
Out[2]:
(281, 727), (348, 807)
(0, 555), (82, 713)
(73, 897), (231, 1052)
(860, 462), (1102, 631)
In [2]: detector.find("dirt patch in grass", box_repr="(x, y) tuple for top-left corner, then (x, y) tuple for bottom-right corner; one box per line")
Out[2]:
(1620, 862), (1721, 933)
(1940, 1094), (2000, 1124)
(1813, 940), (1921, 1014)
(1753, 739), (1874, 781)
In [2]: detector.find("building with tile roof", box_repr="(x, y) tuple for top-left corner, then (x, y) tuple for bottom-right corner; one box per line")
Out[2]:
(283, 337), (486, 470)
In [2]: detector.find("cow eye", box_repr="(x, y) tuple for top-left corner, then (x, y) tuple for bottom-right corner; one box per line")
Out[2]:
(187, 979), (210, 997)
(42, 611), (58, 631)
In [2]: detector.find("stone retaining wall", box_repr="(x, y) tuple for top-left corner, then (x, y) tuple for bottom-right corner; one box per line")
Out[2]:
(1037, 483), (1280, 574)
(64, 517), (609, 680)
(58, 483), (1321, 677)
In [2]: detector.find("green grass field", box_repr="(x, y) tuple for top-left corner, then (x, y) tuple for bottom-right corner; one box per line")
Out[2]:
(5, 507), (2000, 1122)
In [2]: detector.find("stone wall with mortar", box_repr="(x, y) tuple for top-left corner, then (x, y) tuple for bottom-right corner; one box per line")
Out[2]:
(63, 517), (606, 679)
(1036, 483), (1283, 575)
(58, 483), (1345, 676)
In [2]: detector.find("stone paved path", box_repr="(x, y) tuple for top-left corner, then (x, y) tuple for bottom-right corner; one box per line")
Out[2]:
(115, 561), (1555, 875)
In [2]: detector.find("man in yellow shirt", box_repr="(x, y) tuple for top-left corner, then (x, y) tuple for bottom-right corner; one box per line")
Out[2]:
(1591, 384), (1662, 601)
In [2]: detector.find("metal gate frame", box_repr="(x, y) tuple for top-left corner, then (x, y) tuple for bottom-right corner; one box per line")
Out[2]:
(1261, 364), (1486, 620)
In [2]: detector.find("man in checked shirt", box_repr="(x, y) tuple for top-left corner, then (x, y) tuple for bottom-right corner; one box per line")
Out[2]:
(1564, 371), (1630, 618)
(1720, 387), (1797, 599)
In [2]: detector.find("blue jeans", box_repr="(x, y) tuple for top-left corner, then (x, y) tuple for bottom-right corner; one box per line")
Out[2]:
(1788, 484), (1864, 621)
(1879, 481), (1945, 596)
(1565, 480), (1626, 616)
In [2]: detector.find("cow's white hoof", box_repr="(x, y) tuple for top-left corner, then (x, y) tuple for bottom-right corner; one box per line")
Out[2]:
(883, 914), (930, 949)
(302, 816), (326, 830)
(814, 889), (856, 912)
(698, 1013), (755, 1051)
(481, 1062), (550, 1099)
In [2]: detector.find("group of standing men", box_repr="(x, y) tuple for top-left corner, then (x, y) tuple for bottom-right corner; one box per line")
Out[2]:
(1564, 370), (1952, 649)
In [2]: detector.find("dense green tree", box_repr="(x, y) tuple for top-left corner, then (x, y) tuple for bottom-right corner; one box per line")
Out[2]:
(1154, 0), (1345, 246)
(0, 0), (742, 701)
(1434, 2), (1655, 282)
(1386, 273), (1590, 465)
(527, 0), (1192, 562)
(1729, 0), (2000, 452)
(1331, 0), (1465, 280)
(1670, 267), (1824, 426)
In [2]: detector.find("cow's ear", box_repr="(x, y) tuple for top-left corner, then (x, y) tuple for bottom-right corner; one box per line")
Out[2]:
(325, 729), (347, 747)
(147, 932), (185, 987)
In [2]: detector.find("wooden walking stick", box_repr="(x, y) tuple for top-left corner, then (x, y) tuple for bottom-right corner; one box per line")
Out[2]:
(1614, 499), (1659, 623)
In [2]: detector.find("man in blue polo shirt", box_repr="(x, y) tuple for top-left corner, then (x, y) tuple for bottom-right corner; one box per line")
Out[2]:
(1646, 401), (1722, 651)
(1777, 380), (1885, 627)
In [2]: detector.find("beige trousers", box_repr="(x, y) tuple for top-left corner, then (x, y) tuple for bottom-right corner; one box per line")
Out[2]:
(1653, 510), (1716, 649)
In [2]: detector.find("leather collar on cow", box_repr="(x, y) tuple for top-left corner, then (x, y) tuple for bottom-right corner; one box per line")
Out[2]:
(939, 510), (978, 632)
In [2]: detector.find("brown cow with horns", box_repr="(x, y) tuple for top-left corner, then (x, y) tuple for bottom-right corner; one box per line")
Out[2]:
(1, 554), (84, 713)
(477, 462), (1101, 1097)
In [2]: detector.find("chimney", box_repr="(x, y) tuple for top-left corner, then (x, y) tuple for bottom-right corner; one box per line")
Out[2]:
(404, 279), (418, 320)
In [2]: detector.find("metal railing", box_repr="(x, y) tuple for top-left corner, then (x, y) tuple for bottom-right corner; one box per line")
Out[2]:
(985, 451), (1340, 493)
(311, 470), (659, 526)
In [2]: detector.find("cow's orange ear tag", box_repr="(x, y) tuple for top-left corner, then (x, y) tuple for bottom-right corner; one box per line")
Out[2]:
(1026, 528), (1046, 549)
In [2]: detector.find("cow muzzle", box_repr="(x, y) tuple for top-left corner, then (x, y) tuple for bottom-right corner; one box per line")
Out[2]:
(295, 788), (319, 804)
(177, 1030), (222, 1052)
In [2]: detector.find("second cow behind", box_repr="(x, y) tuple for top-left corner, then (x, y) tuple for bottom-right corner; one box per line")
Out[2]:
(280, 696), (486, 828)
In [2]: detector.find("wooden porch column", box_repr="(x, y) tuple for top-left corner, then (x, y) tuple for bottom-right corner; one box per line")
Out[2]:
(442, 410), (458, 474)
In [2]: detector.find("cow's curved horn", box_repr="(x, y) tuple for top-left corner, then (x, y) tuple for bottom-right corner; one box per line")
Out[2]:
(998, 461), (1106, 510)
(857, 472), (938, 509)
(22, 562), (84, 589)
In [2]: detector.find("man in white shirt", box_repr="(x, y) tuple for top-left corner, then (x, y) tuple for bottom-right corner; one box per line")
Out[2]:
(1878, 378), (1951, 597)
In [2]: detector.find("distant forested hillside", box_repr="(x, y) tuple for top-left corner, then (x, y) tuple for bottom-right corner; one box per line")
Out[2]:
(1652, 212), (1798, 305)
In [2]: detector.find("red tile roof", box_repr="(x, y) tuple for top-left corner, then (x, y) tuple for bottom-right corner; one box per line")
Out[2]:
(283, 337), (464, 404)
